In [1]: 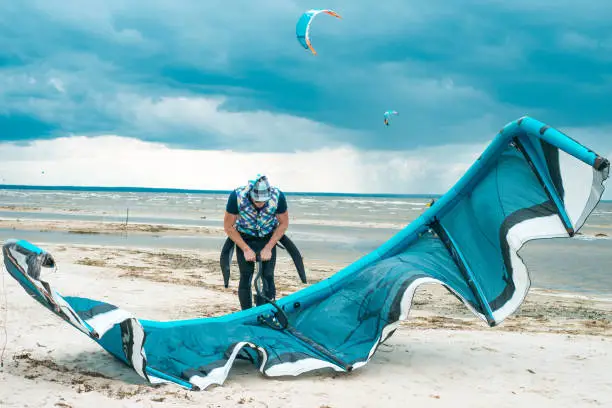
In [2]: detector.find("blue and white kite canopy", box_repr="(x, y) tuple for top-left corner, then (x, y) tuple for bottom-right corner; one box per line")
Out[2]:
(2, 116), (610, 390)
(296, 9), (341, 55)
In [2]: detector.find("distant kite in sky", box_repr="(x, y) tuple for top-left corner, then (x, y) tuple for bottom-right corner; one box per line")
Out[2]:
(296, 9), (341, 55)
(384, 110), (398, 126)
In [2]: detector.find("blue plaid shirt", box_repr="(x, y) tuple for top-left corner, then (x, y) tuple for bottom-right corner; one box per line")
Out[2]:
(226, 188), (288, 237)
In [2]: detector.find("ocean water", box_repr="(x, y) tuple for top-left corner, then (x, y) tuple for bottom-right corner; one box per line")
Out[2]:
(1, 187), (612, 295)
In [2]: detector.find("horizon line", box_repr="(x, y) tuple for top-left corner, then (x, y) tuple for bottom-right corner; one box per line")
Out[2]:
(0, 184), (441, 198)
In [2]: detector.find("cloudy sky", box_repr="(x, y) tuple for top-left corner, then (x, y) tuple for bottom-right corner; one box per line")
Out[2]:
(0, 0), (610, 195)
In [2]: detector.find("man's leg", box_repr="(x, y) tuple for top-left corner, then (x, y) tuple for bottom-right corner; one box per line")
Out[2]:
(255, 245), (277, 306)
(236, 247), (255, 310)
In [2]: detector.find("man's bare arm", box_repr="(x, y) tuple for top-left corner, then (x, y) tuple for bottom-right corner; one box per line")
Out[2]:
(223, 211), (250, 252)
(264, 211), (289, 251)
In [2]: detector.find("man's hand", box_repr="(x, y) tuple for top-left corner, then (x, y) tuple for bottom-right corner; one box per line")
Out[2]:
(243, 247), (256, 262)
(260, 246), (272, 261)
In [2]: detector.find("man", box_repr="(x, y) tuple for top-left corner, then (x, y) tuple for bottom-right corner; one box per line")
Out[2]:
(223, 174), (289, 310)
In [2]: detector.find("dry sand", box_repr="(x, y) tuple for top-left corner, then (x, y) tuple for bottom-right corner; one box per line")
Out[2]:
(0, 225), (611, 407)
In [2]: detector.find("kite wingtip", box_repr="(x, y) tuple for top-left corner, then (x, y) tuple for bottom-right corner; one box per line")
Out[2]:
(324, 10), (342, 18)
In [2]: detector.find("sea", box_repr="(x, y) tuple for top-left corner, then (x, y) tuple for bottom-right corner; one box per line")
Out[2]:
(1, 185), (612, 295)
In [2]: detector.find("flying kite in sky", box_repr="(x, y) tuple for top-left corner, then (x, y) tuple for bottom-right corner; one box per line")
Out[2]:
(383, 110), (398, 126)
(296, 9), (341, 55)
(2, 116), (610, 390)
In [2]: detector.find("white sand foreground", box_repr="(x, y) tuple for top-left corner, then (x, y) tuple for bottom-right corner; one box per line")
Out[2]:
(0, 243), (610, 408)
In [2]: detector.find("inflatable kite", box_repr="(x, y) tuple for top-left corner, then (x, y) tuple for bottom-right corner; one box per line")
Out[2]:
(384, 110), (398, 126)
(296, 9), (341, 55)
(3, 116), (609, 390)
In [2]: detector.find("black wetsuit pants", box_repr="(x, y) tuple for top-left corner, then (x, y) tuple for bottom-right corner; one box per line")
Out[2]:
(236, 233), (277, 310)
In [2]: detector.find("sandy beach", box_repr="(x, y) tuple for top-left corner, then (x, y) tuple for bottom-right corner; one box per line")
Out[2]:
(2, 0), (611, 405)
(0, 219), (611, 408)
